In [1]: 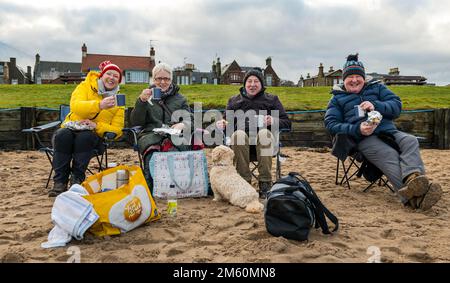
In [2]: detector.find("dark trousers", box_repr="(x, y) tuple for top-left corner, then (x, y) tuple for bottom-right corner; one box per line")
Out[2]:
(52, 128), (102, 184)
(143, 151), (156, 194)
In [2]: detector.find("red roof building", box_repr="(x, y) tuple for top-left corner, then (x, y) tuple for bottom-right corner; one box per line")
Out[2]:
(81, 43), (156, 84)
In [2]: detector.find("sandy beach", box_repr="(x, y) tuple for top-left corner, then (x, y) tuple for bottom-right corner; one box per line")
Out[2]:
(0, 147), (448, 263)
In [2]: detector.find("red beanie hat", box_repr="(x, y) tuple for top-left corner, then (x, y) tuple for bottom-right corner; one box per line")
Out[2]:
(99, 61), (122, 82)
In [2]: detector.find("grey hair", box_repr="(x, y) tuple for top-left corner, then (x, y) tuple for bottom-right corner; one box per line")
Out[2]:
(152, 62), (172, 81)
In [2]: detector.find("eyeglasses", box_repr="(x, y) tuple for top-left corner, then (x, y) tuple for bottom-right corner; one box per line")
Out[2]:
(154, 77), (171, 82)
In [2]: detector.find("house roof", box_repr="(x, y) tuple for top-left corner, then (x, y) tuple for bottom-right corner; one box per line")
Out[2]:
(36, 61), (81, 74)
(81, 54), (154, 73)
(192, 71), (214, 82)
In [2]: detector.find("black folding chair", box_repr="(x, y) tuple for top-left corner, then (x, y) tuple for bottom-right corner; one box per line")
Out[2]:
(331, 133), (394, 193)
(250, 128), (291, 181)
(22, 105), (113, 188)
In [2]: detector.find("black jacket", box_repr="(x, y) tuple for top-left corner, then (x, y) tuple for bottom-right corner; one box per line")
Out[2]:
(225, 87), (291, 133)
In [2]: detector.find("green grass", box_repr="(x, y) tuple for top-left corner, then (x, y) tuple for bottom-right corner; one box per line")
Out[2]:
(1, 84), (449, 110)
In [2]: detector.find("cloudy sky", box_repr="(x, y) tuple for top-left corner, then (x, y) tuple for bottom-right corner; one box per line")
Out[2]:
(1, 0), (450, 85)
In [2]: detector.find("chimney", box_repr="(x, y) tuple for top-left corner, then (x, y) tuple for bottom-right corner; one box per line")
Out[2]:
(10, 57), (16, 68)
(266, 57), (272, 66)
(35, 53), (40, 64)
(216, 57), (221, 77)
(212, 60), (216, 74)
(329, 66), (334, 72)
(27, 66), (32, 80)
(307, 73), (310, 79)
(318, 63), (324, 77)
(150, 47), (155, 61)
(82, 43), (87, 58)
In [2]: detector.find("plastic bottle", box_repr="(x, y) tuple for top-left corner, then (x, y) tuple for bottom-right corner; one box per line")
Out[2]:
(167, 184), (177, 217)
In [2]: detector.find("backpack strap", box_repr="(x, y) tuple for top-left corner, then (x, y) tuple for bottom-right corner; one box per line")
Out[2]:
(289, 172), (339, 234)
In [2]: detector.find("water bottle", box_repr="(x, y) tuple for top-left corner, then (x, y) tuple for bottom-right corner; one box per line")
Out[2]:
(167, 184), (177, 217)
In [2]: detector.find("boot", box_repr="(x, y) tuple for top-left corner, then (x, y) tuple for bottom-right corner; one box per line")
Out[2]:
(258, 181), (272, 199)
(397, 174), (429, 200)
(48, 182), (67, 197)
(69, 174), (85, 187)
(416, 183), (442, 211)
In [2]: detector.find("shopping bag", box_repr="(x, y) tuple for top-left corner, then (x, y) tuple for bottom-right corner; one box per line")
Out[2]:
(150, 150), (209, 199)
(81, 165), (160, 237)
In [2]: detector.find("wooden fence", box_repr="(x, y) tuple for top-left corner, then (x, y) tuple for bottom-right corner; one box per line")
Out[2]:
(0, 107), (449, 150)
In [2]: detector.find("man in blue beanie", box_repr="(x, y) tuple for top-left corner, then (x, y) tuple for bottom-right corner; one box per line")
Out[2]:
(325, 54), (442, 210)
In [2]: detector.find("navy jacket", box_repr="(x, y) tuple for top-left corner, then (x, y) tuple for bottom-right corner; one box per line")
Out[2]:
(324, 81), (402, 142)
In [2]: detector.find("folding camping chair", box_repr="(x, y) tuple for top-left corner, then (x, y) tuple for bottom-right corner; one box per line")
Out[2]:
(249, 128), (291, 181)
(331, 133), (395, 193)
(22, 105), (114, 188)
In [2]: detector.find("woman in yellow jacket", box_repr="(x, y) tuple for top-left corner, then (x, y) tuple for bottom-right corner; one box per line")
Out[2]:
(49, 61), (124, 197)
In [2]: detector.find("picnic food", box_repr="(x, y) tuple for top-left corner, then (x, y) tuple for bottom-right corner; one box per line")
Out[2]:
(366, 111), (382, 125)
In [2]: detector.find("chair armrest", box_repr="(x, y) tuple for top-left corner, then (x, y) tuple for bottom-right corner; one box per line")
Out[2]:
(22, 121), (61, 133)
(122, 126), (142, 149)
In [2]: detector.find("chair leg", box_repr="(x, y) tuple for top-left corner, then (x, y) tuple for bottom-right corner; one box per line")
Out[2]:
(335, 158), (340, 185)
(276, 153), (281, 180)
(45, 168), (53, 189)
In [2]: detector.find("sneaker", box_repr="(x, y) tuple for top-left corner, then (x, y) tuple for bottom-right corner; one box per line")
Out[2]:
(258, 181), (272, 199)
(417, 183), (442, 211)
(48, 182), (67, 197)
(397, 174), (429, 200)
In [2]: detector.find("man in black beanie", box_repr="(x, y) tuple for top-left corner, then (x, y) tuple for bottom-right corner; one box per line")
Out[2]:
(325, 54), (442, 211)
(216, 68), (291, 198)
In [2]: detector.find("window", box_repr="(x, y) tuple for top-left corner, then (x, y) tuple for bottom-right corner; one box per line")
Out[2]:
(266, 75), (272, 86)
(230, 73), (239, 81)
(213, 78), (218, 85)
(202, 77), (207, 84)
(125, 71), (149, 83)
(0, 65), (3, 74)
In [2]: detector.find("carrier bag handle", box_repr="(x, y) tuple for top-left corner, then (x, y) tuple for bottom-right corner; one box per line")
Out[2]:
(168, 153), (195, 193)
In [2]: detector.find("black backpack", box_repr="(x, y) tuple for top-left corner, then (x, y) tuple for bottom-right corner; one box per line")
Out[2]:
(264, 172), (339, 241)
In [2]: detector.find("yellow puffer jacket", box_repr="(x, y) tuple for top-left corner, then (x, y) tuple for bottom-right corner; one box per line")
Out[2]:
(62, 71), (124, 139)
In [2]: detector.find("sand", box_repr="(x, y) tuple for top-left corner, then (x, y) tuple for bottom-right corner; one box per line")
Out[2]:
(0, 147), (448, 263)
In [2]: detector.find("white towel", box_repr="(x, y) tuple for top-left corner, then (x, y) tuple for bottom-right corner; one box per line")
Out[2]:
(51, 191), (98, 239)
(41, 225), (72, 249)
(42, 189), (99, 249)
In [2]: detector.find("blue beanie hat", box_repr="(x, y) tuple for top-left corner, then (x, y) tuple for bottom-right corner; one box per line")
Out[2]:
(343, 54), (365, 80)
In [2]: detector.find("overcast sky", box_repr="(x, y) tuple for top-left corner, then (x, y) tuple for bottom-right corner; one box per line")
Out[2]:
(1, 0), (450, 85)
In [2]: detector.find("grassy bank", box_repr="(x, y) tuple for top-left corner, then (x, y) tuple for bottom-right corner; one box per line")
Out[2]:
(0, 84), (449, 110)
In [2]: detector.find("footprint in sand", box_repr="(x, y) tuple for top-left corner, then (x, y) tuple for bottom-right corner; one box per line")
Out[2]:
(1, 252), (25, 263)
(246, 230), (271, 241)
(234, 219), (258, 230)
(101, 255), (120, 263)
(166, 248), (184, 257)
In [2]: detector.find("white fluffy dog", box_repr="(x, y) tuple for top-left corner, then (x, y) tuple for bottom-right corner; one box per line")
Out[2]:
(210, 145), (263, 213)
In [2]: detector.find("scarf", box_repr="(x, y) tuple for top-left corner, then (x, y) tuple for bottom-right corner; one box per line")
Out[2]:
(97, 79), (120, 97)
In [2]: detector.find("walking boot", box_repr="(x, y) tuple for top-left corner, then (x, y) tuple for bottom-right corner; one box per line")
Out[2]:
(48, 182), (67, 197)
(397, 173), (429, 200)
(258, 181), (272, 199)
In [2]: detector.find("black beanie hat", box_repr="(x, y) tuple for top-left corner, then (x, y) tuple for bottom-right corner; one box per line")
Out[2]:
(243, 68), (265, 87)
(342, 53), (365, 80)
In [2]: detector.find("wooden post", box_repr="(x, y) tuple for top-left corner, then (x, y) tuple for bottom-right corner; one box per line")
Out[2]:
(445, 109), (450, 150)
(433, 109), (450, 150)
(20, 107), (36, 150)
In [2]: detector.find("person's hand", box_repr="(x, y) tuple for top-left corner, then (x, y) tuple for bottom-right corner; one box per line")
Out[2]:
(99, 96), (116, 110)
(139, 88), (152, 103)
(360, 101), (375, 112)
(171, 123), (185, 131)
(80, 119), (97, 129)
(264, 115), (273, 126)
(215, 119), (228, 130)
(360, 122), (377, 136)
